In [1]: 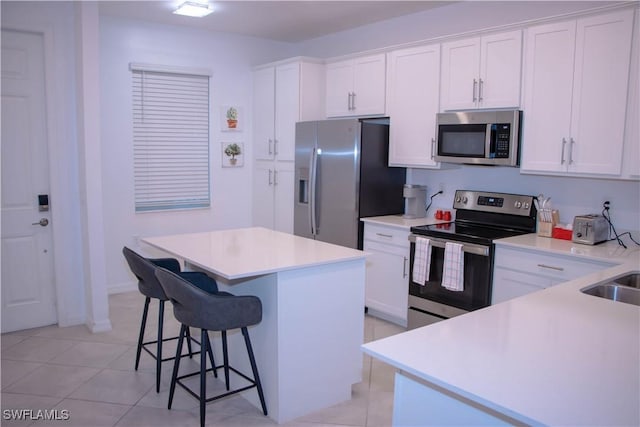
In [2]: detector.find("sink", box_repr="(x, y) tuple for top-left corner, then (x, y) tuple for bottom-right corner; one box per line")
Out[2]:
(580, 273), (640, 307)
(613, 273), (640, 289)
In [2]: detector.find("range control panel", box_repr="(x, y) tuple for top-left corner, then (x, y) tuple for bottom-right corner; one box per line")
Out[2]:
(453, 190), (535, 217)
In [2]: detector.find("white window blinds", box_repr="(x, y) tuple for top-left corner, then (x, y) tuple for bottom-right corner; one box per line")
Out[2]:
(131, 64), (210, 212)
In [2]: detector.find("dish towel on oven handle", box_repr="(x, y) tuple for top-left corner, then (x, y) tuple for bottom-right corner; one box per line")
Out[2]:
(442, 242), (464, 292)
(412, 237), (431, 285)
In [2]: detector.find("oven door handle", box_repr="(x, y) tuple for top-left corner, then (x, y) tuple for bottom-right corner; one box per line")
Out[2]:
(409, 234), (490, 257)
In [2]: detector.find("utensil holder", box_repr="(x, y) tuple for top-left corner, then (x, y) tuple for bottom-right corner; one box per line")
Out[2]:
(537, 209), (559, 237)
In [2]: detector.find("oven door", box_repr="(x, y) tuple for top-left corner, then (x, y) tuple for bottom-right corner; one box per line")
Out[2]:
(408, 234), (493, 314)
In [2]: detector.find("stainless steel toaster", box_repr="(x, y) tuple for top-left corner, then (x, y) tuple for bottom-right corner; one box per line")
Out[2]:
(572, 214), (609, 245)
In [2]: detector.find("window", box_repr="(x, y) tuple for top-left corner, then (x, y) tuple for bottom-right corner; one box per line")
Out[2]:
(131, 63), (211, 212)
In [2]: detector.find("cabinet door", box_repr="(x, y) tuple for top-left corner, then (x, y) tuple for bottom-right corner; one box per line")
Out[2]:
(521, 21), (576, 173)
(253, 67), (275, 161)
(252, 161), (275, 229)
(621, 9), (640, 179)
(352, 54), (386, 116)
(568, 10), (633, 175)
(326, 59), (353, 117)
(273, 162), (295, 234)
(491, 268), (553, 305)
(479, 30), (522, 108)
(364, 239), (409, 324)
(274, 63), (300, 162)
(441, 37), (480, 111)
(388, 44), (441, 168)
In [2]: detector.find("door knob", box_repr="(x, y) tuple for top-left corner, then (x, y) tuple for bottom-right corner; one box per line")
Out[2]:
(32, 218), (49, 227)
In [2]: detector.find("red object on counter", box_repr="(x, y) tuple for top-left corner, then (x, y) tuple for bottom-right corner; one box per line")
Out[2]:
(552, 227), (572, 240)
(435, 210), (443, 220)
(443, 211), (452, 221)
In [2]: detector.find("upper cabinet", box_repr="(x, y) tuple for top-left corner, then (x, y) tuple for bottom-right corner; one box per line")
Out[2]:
(440, 30), (522, 111)
(620, 8), (640, 180)
(326, 53), (386, 117)
(520, 10), (634, 176)
(387, 44), (442, 168)
(253, 59), (324, 162)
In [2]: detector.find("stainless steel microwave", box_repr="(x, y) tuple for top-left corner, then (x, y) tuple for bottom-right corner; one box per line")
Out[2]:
(435, 109), (522, 166)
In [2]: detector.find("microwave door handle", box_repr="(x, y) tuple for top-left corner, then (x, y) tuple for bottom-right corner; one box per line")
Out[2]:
(485, 124), (492, 158)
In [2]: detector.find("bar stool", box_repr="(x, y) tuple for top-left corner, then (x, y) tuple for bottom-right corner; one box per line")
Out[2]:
(122, 246), (219, 392)
(154, 267), (267, 427)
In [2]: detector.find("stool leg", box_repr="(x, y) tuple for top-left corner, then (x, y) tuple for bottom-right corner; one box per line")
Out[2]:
(200, 328), (207, 427)
(242, 327), (267, 416)
(185, 327), (194, 358)
(156, 300), (165, 393)
(203, 331), (218, 378)
(168, 324), (185, 410)
(221, 330), (230, 391)
(135, 297), (150, 370)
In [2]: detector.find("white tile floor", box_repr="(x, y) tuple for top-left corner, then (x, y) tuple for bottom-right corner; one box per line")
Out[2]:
(1, 292), (405, 426)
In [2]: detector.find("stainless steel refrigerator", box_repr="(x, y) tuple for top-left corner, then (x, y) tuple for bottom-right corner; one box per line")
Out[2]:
(294, 118), (406, 249)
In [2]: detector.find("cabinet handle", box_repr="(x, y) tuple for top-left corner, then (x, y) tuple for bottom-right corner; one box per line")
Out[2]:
(352, 92), (356, 110)
(402, 256), (408, 278)
(431, 137), (436, 159)
(561, 138), (567, 164)
(268, 169), (273, 185)
(376, 233), (393, 238)
(478, 78), (484, 102)
(568, 138), (575, 165)
(268, 139), (273, 155)
(347, 92), (352, 110)
(537, 263), (564, 272)
(472, 79), (478, 102)
(274, 139), (278, 155)
(273, 170), (278, 185)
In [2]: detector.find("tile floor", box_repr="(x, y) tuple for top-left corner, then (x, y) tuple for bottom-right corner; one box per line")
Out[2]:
(1, 291), (405, 426)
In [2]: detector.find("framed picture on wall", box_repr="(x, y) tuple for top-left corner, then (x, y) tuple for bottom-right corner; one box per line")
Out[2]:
(221, 105), (242, 131)
(221, 142), (244, 167)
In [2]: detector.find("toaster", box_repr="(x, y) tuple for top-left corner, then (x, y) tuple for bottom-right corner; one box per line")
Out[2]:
(572, 214), (609, 245)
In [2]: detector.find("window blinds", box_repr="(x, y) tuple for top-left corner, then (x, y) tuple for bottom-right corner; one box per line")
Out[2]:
(132, 66), (210, 212)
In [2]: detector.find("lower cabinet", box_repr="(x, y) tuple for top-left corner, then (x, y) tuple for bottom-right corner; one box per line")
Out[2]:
(492, 245), (614, 304)
(363, 223), (410, 326)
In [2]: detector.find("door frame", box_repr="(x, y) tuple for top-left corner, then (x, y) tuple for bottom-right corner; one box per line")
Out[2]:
(2, 16), (87, 329)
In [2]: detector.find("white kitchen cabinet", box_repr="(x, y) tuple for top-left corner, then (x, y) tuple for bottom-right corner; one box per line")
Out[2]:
(253, 59), (324, 162)
(621, 8), (640, 180)
(252, 161), (295, 233)
(520, 10), (634, 176)
(326, 53), (386, 117)
(492, 245), (614, 304)
(252, 59), (323, 232)
(387, 44), (441, 168)
(440, 30), (522, 111)
(363, 223), (410, 326)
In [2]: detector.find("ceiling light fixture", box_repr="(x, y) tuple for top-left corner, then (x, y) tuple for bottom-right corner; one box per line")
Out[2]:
(173, 1), (213, 18)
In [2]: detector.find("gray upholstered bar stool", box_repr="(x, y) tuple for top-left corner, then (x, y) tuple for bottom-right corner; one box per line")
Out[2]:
(122, 246), (219, 393)
(154, 267), (267, 427)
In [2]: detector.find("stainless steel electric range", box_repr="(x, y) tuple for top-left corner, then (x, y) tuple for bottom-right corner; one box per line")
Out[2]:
(407, 190), (537, 329)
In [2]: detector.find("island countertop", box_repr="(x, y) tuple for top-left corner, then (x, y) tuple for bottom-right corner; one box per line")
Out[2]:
(362, 258), (640, 426)
(142, 226), (366, 280)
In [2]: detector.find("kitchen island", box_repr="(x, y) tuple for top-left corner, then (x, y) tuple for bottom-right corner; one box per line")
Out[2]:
(142, 227), (366, 424)
(362, 256), (640, 425)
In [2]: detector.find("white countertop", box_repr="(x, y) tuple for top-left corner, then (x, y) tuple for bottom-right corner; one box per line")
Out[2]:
(496, 232), (640, 264)
(142, 227), (366, 280)
(362, 258), (640, 425)
(361, 214), (450, 230)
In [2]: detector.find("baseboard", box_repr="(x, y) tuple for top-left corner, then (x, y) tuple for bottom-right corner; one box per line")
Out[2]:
(365, 307), (408, 328)
(86, 317), (113, 333)
(108, 281), (137, 295)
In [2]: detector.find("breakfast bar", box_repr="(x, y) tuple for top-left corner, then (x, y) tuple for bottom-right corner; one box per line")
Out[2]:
(142, 227), (367, 424)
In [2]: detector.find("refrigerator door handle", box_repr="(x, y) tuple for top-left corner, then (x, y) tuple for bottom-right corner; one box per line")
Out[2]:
(309, 147), (318, 236)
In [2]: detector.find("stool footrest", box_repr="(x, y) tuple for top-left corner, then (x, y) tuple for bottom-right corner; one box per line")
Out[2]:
(175, 365), (259, 404)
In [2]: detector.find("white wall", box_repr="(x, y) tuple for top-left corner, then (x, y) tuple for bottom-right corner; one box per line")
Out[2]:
(295, 1), (622, 58)
(408, 167), (640, 233)
(100, 17), (294, 292)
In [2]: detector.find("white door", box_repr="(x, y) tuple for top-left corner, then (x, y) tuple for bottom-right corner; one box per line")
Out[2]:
(1, 29), (57, 332)
(274, 62), (300, 162)
(253, 66), (275, 161)
(479, 30), (522, 109)
(352, 54), (386, 116)
(440, 37), (480, 111)
(325, 59), (353, 117)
